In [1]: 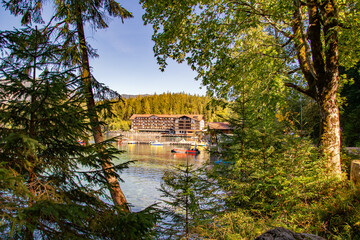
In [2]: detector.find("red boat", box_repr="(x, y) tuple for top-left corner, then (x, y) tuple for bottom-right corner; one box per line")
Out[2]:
(171, 148), (200, 154)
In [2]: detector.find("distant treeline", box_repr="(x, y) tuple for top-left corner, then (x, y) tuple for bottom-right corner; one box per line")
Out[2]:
(102, 92), (227, 131)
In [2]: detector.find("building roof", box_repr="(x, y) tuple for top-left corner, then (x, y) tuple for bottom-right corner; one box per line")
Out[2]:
(130, 114), (204, 121)
(207, 122), (232, 130)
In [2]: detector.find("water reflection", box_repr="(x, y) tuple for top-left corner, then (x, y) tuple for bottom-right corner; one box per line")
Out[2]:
(113, 144), (209, 212)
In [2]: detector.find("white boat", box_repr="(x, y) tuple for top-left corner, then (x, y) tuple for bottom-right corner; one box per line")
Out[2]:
(150, 140), (163, 146)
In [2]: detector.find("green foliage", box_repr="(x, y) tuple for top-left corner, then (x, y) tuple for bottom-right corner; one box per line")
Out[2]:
(142, 0), (360, 176)
(198, 183), (360, 240)
(339, 63), (360, 147)
(338, 2), (360, 68)
(140, 2), (360, 236)
(204, 119), (360, 239)
(100, 92), (228, 130)
(200, 73), (360, 239)
(159, 160), (220, 239)
(0, 25), (157, 239)
(141, 0), (360, 98)
(313, 183), (360, 240)
(3, 0), (133, 28)
(197, 211), (274, 240)
(283, 96), (321, 143)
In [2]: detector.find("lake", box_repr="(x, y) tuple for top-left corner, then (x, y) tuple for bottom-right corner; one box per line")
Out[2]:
(113, 143), (210, 212)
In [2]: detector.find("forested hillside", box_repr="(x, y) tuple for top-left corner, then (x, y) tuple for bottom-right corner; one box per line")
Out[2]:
(103, 92), (227, 130)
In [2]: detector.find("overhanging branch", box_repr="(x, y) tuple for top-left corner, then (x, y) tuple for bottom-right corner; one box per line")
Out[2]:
(284, 82), (314, 98)
(287, 68), (300, 75)
(295, 0), (318, 81)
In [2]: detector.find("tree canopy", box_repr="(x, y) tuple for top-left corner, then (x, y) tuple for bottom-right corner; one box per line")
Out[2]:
(3, 0), (134, 207)
(141, 0), (360, 175)
(0, 25), (157, 239)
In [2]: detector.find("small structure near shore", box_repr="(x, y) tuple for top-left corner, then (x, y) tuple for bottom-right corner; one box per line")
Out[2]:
(207, 122), (233, 144)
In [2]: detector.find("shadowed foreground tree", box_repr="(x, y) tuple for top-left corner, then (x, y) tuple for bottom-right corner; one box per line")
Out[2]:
(141, 0), (360, 176)
(0, 26), (157, 239)
(67, 0), (132, 208)
(3, 0), (133, 207)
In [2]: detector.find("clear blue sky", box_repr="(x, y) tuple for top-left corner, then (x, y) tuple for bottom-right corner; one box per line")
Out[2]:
(0, 1), (206, 96)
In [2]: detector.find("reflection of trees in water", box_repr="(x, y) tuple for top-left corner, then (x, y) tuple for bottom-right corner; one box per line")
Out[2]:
(110, 131), (197, 142)
(115, 144), (209, 212)
(120, 144), (208, 164)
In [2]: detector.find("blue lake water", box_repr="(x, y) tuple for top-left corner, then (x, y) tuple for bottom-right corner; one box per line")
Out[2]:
(113, 144), (209, 212)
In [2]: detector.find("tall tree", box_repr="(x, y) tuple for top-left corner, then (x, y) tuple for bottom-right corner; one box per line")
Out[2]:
(141, 98), (151, 114)
(141, 0), (360, 176)
(0, 26), (157, 239)
(69, 0), (132, 208)
(3, 0), (133, 207)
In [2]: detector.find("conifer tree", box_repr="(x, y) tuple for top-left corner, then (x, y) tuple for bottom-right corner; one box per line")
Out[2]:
(0, 26), (157, 239)
(141, 98), (151, 114)
(3, 0), (133, 207)
(159, 158), (219, 239)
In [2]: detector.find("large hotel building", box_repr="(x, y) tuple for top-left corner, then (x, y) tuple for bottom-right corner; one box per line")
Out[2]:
(129, 114), (205, 134)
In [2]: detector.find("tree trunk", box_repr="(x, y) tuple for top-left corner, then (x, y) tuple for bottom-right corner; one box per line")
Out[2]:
(290, 0), (342, 177)
(317, 0), (342, 176)
(75, 6), (128, 209)
(25, 44), (38, 240)
(25, 168), (35, 240)
(318, 82), (342, 175)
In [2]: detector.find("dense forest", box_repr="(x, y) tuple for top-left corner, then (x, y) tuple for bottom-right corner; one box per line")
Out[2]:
(102, 92), (227, 131)
(340, 63), (360, 147)
(104, 88), (359, 148)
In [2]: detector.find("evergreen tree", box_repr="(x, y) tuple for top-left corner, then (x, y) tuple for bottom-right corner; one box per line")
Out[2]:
(141, 98), (151, 114)
(159, 159), (219, 239)
(134, 96), (142, 114)
(3, 0), (133, 207)
(151, 94), (160, 114)
(0, 26), (157, 239)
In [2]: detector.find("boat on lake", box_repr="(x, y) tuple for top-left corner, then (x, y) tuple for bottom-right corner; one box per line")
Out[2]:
(171, 148), (200, 154)
(150, 140), (163, 146)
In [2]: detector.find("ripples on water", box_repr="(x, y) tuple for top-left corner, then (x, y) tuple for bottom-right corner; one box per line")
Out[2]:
(113, 144), (209, 212)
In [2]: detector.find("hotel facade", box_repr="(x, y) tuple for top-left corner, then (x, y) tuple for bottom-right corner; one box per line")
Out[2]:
(129, 114), (205, 134)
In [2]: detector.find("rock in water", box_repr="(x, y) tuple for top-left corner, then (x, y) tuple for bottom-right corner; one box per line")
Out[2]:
(255, 227), (326, 240)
